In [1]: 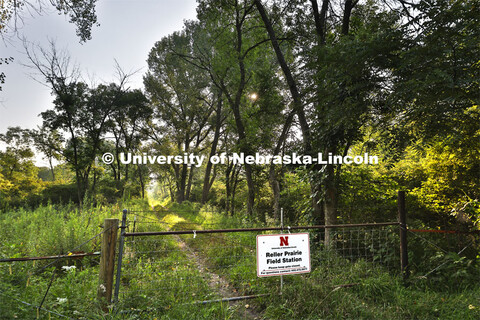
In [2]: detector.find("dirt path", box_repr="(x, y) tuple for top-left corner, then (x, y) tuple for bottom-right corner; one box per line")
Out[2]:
(160, 213), (262, 320)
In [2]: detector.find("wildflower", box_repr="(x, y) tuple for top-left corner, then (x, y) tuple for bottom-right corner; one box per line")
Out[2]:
(57, 298), (67, 304)
(469, 305), (475, 310)
(62, 265), (76, 272)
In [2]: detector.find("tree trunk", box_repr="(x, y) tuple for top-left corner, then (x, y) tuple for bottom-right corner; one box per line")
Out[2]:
(244, 164), (255, 217)
(91, 168), (97, 205)
(269, 165), (281, 222)
(268, 110), (295, 223)
(311, 0), (329, 45)
(342, 0), (354, 36)
(225, 163), (232, 214)
(309, 163), (325, 226)
(254, 0), (312, 153)
(48, 157), (55, 181)
(255, 0), (325, 224)
(69, 127), (83, 205)
(202, 94), (223, 203)
(138, 166), (145, 199)
(221, 5), (255, 216)
(231, 165), (241, 216)
(186, 167), (194, 201)
(323, 163), (337, 247)
(169, 180), (175, 203)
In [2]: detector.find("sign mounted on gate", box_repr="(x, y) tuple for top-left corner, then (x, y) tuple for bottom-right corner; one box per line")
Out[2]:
(256, 233), (310, 277)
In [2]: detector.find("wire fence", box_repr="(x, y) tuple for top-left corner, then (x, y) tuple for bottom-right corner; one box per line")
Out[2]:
(0, 229), (106, 319)
(3, 204), (479, 318)
(115, 209), (400, 312)
(407, 229), (480, 287)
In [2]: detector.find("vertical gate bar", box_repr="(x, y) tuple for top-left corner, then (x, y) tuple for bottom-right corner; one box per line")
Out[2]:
(280, 208), (283, 294)
(113, 209), (128, 303)
(398, 191), (409, 281)
(132, 214), (136, 241)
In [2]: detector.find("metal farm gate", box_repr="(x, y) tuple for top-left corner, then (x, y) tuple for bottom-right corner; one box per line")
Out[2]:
(110, 208), (400, 315)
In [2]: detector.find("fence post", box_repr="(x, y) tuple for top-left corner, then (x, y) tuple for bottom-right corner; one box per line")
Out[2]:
(98, 218), (119, 307)
(398, 191), (409, 281)
(113, 209), (128, 303)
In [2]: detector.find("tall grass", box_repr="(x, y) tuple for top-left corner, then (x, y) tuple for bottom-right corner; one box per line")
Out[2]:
(1, 200), (480, 319)
(0, 199), (151, 319)
(156, 202), (480, 320)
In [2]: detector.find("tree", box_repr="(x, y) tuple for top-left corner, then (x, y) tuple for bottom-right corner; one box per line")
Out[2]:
(0, 127), (43, 208)
(25, 40), (84, 202)
(1, 0), (98, 42)
(190, 0), (290, 217)
(392, 0), (480, 140)
(253, 0), (408, 242)
(201, 90), (225, 204)
(30, 125), (62, 181)
(105, 84), (152, 197)
(145, 29), (215, 203)
(1, 0), (99, 92)
(26, 41), (151, 204)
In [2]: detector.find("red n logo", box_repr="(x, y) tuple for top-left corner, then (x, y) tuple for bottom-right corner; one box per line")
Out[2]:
(280, 236), (289, 246)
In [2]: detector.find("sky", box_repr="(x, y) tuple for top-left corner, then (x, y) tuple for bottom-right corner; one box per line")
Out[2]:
(0, 0), (198, 136)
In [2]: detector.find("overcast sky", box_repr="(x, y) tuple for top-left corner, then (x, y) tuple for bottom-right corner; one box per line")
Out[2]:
(0, 0), (198, 135)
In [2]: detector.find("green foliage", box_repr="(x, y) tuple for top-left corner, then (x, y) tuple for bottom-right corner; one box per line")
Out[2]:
(2, 0), (480, 315)
(0, 200), (151, 319)
(0, 56), (13, 91)
(150, 203), (480, 319)
(40, 183), (79, 205)
(0, 264), (103, 320)
(415, 251), (480, 291)
(279, 171), (312, 224)
(394, 0), (480, 138)
(336, 125), (480, 228)
(0, 204), (117, 258)
(1, 0), (98, 42)
(0, 127), (45, 209)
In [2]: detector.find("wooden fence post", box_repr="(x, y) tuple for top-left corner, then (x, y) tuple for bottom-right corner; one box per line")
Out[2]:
(398, 191), (409, 281)
(98, 218), (118, 307)
(113, 209), (128, 303)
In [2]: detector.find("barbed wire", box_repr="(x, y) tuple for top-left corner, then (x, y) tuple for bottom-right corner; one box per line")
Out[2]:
(35, 224), (113, 275)
(423, 240), (475, 278)
(407, 229), (449, 254)
(0, 291), (74, 319)
(407, 228), (479, 281)
(1, 225), (112, 319)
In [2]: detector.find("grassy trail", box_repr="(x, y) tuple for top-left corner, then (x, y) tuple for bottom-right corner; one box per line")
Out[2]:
(165, 213), (262, 319)
(117, 205), (263, 319)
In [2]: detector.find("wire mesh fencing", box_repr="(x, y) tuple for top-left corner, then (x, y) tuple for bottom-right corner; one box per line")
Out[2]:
(115, 209), (400, 313)
(407, 229), (480, 288)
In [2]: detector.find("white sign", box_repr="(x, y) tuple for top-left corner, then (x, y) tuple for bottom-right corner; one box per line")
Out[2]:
(256, 233), (311, 277)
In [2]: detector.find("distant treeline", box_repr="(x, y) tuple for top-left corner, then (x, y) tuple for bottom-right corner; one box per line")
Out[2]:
(1, 0), (479, 230)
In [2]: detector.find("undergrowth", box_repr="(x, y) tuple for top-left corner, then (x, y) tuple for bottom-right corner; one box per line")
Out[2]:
(155, 202), (480, 320)
(1, 200), (480, 319)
